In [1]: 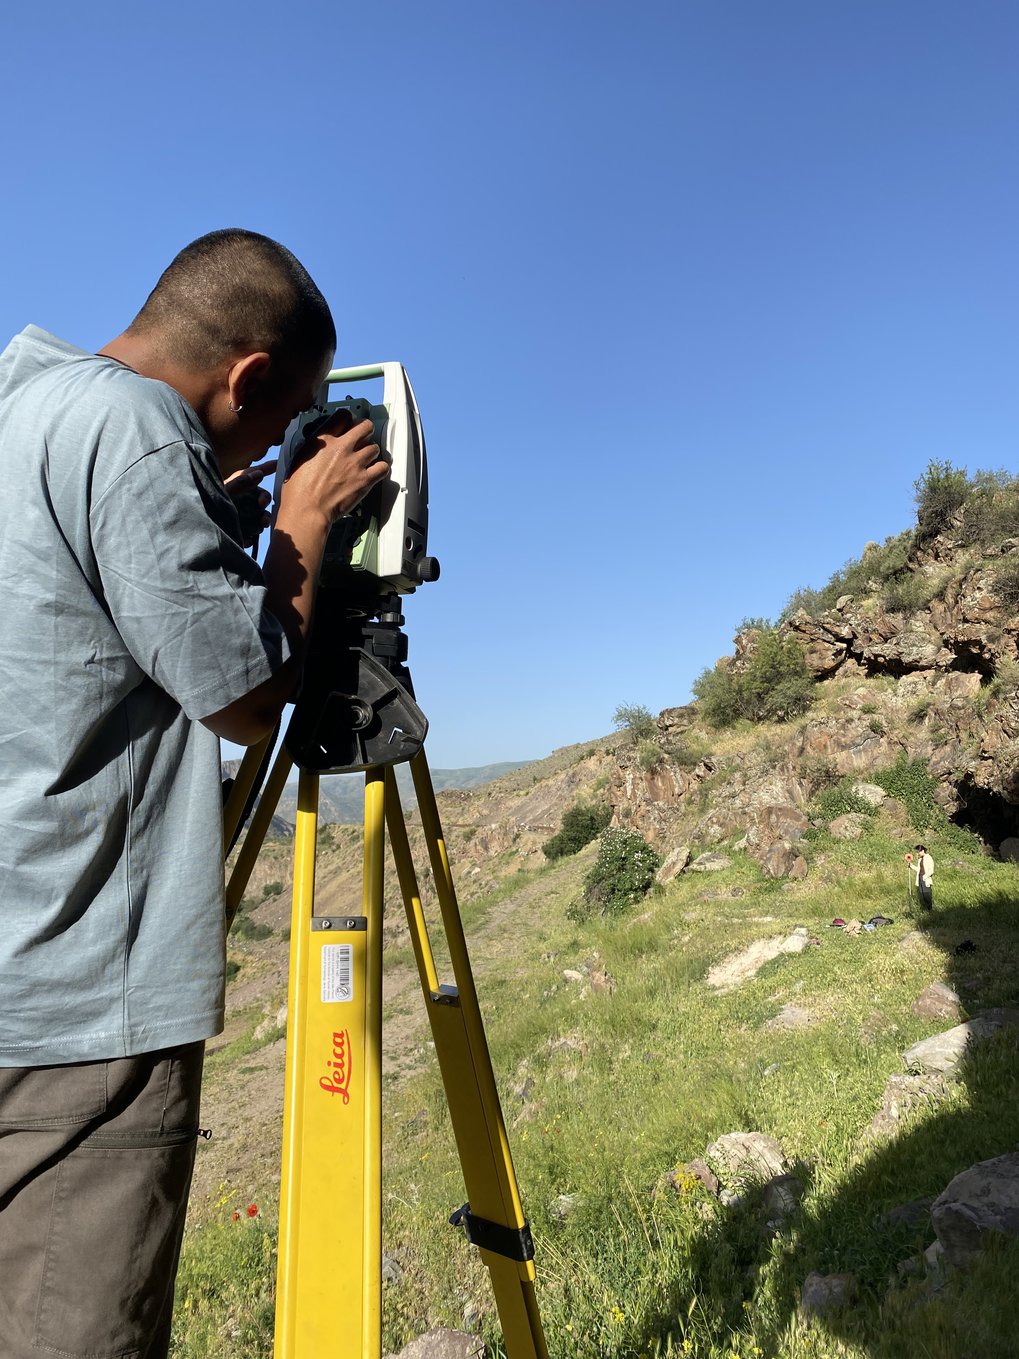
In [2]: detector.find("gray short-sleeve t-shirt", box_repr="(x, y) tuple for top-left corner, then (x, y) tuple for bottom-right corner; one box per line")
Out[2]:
(0, 326), (290, 1065)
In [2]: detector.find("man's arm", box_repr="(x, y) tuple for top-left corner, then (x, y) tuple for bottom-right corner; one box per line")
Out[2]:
(201, 418), (390, 744)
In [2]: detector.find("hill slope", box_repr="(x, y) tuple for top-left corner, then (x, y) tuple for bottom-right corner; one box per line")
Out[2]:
(177, 465), (1019, 1358)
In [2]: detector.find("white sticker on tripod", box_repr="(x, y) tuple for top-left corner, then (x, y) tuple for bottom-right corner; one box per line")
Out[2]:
(321, 944), (354, 1003)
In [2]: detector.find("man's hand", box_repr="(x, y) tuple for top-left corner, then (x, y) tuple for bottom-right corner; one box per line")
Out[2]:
(224, 459), (276, 548)
(280, 415), (392, 524)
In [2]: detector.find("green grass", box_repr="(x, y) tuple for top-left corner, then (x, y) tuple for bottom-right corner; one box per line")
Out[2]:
(174, 826), (1019, 1357)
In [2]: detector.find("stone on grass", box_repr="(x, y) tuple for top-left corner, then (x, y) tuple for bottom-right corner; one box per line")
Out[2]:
(762, 1174), (803, 1221)
(779, 927), (811, 954)
(911, 981), (961, 1022)
(799, 1271), (858, 1317)
(689, 853), (732, 872)
(765, 1003), (815, 1032)
(550, 1193), (578, 1224)
(931, 1152), (1019, 1268)
(759, 840), (807, 880)
(998, 837), (1019, 864)
(657, 845), (691, 882)
(562, 969), (585, 984)
(829, 813), (869, 841)
(902, 1009), (1019, 1077)
(705, 929), (810, 992)
(705, 1132), (788, 1187)
(384, 1328), (484, 1359)
(863, 1073), (948, 1142)
(853, 782), (887, 808)
(685, 1158), (719, 1196)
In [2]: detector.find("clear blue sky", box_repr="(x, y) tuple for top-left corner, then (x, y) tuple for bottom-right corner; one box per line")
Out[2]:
(2, 1), (1017, 766)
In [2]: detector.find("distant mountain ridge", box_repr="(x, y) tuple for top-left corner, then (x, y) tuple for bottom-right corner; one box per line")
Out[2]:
(222, 757), (534, 830)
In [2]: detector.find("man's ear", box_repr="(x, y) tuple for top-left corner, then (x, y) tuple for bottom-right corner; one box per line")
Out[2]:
(226, 352), (272, 410)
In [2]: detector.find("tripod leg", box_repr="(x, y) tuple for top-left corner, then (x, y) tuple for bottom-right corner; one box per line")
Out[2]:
(274, 768), (385, 1359)
(225, 743), (294, 927)
(386, 757), (548, 1358)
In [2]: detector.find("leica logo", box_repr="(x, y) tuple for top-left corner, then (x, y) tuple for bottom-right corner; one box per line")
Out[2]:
(319, 1030), (352, 1101)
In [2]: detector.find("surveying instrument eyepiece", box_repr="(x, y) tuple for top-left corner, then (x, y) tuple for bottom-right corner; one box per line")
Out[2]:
(225, 364), (548, 1359)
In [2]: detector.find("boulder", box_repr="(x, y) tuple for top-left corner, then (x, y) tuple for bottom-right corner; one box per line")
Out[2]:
(902, 1009), (1019, 1076)
(852, 782), (887, 808)
(758, 840), (808, 880)
(863, 1072), (948, 1141)
(705, 1132), (788, 1187)
(999, 836), (1019, 864)
(932, 1152), (1019, 1268)
(829, 813), (870, 841)
(689, 853), (732, 872)
(657, 845), (691, 882)
(911, 981), (962, 1022)
(385, 1328), (484, 1359)
(799, 1272), (858, 1317)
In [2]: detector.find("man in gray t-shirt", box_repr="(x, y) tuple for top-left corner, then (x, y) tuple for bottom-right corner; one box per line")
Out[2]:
(0, 230), (391, 1357)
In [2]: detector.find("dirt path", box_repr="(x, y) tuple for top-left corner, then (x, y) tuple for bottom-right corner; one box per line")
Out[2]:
(190, 850), (586, 1209)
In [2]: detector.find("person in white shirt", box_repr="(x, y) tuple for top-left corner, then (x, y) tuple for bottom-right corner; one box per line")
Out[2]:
(911, 843), (934, 911)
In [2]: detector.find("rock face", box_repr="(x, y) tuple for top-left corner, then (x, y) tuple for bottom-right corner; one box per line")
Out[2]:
(931, 1152), (1019, 1267)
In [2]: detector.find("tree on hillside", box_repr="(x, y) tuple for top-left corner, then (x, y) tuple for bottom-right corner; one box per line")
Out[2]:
(612, 703), (656, 744)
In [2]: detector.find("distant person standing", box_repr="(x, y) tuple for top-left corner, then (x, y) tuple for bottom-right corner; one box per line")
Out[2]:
(911, 843), (935, 910)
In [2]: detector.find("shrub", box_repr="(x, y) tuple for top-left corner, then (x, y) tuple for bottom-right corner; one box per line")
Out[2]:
(993, 559), (1019, 612)
(908, 696), (933, 723)
(872, 755), (940, 832)
(542, 802), (612, 861)
(612, 703), (656, 744)
(813, 778), (875, 823)
(914, 459), (971, 545)
(781, 586), (826, 619)
(233, 914), (272, 941)
(637, 740), (663, 771)
(881, 570), (941, 616)
(579, 827), (661, 916)
(261, 881), (283, 899)
(693, 628), (815, 728)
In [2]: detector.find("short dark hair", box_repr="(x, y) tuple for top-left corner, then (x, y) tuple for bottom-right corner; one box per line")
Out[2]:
(128, 229), (336, 380)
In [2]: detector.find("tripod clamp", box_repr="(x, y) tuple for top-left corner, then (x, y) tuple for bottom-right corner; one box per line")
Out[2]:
(449, 1203), (535, 1264)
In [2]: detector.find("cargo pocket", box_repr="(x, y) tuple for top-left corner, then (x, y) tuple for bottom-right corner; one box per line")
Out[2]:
(33, 1127), (198, 1358)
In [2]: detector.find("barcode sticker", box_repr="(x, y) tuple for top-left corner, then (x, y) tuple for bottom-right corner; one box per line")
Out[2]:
(321, 944), (354, 1003)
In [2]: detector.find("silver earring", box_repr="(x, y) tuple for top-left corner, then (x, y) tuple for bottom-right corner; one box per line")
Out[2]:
(229, 402), (244, 414)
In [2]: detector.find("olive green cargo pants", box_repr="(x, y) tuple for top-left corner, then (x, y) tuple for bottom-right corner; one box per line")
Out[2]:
(0, 1042), (204, 1358)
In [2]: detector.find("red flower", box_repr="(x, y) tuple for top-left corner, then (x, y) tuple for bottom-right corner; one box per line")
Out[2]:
(246, 1203), (259, 1218)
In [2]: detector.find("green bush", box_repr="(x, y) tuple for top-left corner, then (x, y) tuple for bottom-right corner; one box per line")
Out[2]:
(233, 914), (272, 941)
(612, 703), (656, 744)
(813, 778), (876, 823)
(881, 569), (941, 615)
(693, 628), (815, 729)
(872, 755), (941, 832)
(542, 802), (612, 861)
(636, 740), (663, 771)
(914, 459), (971, 545)
(993, 558), (1019, 612)
(577, 827), (661, 917)
(260, 881), (283, 899)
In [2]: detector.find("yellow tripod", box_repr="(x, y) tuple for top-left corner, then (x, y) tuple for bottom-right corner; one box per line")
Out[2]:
(224, 730), (547, 1359)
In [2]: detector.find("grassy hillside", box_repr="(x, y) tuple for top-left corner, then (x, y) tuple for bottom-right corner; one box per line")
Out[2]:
(172, 797), (1019, 1358)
